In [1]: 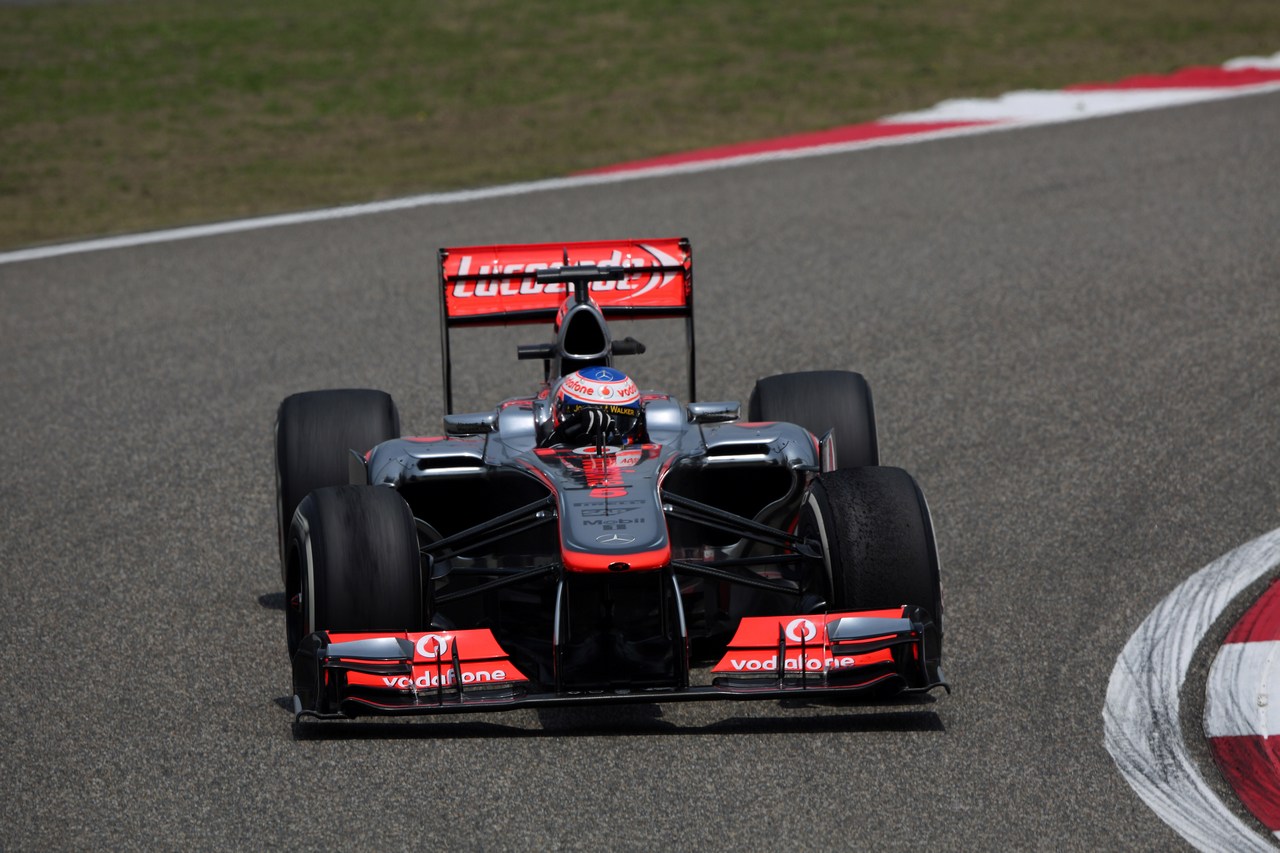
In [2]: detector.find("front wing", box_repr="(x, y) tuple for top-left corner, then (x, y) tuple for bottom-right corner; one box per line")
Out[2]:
(291, 607), (947, 721)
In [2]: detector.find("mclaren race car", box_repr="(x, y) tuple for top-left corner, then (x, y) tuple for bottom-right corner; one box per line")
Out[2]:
(276, 237), (947, 721)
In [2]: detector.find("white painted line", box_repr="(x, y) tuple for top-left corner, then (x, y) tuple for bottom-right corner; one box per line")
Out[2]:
(1205, 641), (1280, 738)
(0, 122), (1026, 267)
(0, 174), (635, 267)
(1104, 527), (1280, 852)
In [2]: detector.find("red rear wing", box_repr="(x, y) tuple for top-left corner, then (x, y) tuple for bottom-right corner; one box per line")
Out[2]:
(439, 238), (692, 326)
(436, 238), (696, 412)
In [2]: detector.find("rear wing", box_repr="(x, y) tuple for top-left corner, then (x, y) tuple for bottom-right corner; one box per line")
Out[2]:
(437, 238), (695, 412)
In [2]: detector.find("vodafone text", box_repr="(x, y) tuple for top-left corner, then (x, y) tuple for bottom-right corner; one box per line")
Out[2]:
(560, 372), (638, 400)
(727, 655), (857, 672)
(382, 669), (509, 690)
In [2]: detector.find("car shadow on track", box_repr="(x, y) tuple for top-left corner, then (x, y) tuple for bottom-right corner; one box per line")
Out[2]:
(277, 696), (945, 741)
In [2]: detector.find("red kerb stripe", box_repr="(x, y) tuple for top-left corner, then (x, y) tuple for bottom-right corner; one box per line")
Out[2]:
(576, 121), (997, 175)
(1067, 66), (1280, 91)
(1209, 736), (1280, 830)
(1225, 578), (1280, 644)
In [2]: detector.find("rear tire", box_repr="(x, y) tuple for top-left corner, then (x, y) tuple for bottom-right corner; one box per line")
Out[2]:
(800, 466), (941, 633)
(286, 485), (423, 655)
(748, 370), (878, 468)
(275, 389), (400, 583)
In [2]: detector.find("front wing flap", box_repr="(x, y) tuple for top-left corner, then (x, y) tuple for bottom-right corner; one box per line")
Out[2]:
(710, 607), (944, 692)
(292, 628), (531, 718)
(291, 607), (946, 721)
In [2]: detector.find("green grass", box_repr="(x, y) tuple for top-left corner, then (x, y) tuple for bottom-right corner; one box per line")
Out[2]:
(2, 0), (1277, 249)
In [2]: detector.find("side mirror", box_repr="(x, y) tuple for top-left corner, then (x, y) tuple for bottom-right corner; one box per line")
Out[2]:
(443, 412), (498, 435)
(687, 401), (740, 424)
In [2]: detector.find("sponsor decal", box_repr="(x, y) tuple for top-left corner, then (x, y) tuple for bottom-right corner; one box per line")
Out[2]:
(415, 634), (450, 660)
(595, 533), (637, 545)
(346, 660), (529, 691)
(547, 446), (645, 494)
(331, 628), (511, 662)
(379, 668), (510, 690)
(333, 628), (531, 691)
(573, 445), (615, 456)
(582, 507), (642, 518)
(572, 446), (643, 467)
(448, 245), (681, 301)
(711, 648), (894, 673)
(785, 618), (819, 643)
(722, 654), (859, 672)
(712, 612), (907, 673)
(533, 444), (658, 500)
(441, 239), (690, 319)
(559, 371), (640, 407)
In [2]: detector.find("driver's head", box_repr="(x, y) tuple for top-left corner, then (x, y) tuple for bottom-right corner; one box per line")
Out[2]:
(552, 367), (643, 445)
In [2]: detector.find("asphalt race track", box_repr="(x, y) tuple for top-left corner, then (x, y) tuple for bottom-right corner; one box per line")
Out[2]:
(3, 92), (1278, 850)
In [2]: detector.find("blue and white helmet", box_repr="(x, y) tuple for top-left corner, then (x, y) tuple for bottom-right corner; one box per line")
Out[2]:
(553, 367), (643, 443)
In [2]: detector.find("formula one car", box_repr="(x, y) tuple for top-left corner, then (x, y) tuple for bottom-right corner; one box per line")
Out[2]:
(276, 237), (946, 721)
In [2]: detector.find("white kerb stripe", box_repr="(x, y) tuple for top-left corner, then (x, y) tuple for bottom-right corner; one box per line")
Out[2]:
(880, 84), (1280, 124)
(1226, 53), (1280, 70)
(1206, 641), (1280, 738)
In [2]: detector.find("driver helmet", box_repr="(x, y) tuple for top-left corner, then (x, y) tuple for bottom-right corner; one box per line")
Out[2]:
(552, 367), (643, 444)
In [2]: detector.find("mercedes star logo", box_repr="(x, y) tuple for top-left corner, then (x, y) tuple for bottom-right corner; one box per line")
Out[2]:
(596, 533), (636, 545)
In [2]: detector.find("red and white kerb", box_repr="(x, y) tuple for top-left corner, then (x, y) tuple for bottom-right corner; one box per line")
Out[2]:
(1205, 578), (1280, 838)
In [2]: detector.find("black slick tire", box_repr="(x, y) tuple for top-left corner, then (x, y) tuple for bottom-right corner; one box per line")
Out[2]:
(275, 389), (400, 582)
(748, 370), (878, 468)
(800, 466), (941, 632)
(286, 485), (423, 656)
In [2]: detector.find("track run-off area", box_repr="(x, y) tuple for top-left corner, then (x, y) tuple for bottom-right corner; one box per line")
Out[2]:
(2, 59), (1278, 849)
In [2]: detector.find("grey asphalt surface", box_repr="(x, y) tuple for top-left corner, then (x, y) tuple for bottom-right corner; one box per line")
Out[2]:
(3, 91), (1278, 851)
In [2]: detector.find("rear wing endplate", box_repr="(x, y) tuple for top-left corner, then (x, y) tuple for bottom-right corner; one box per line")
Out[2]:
(437, 238), (694, 413)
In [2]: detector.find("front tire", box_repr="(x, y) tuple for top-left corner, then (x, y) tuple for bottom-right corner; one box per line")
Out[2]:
(800, 466), (941, 630)
(748, 370), (878, 468)
(285, 485), (423, 656)
(275, 389), (400, 583)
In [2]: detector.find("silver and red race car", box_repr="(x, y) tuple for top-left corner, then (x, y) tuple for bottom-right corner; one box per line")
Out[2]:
(276, 237), (947, 721)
